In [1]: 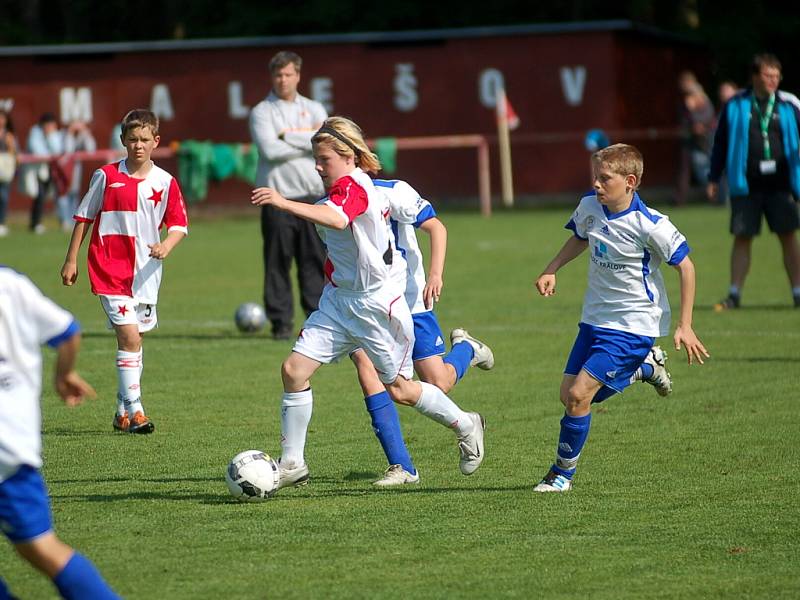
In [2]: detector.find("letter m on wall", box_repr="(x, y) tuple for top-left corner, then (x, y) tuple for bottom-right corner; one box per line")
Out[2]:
(60, 87), (93, 123)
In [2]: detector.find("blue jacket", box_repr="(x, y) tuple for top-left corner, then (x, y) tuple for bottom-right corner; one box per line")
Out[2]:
(708, 89), (800, 198)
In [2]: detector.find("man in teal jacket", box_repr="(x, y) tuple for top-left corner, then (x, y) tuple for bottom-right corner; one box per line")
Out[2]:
(707, 53), (800, 309)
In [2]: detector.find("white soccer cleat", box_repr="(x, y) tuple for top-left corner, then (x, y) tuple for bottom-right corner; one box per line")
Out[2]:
(450, 328), (494, 370)
(458, 412), (486, 475)
(533, 470), (573, 493)
(643, 345), (672, 397)
(373, 464), (420, 487)
(276, 461), (310, 490)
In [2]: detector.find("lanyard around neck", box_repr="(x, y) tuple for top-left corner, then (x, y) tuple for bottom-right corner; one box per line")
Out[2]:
(753, 94), (776, 160)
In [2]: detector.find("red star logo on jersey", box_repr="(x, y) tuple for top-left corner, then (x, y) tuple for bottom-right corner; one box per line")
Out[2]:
(117, 305), (129, 316)
(148, 188), (163, 206)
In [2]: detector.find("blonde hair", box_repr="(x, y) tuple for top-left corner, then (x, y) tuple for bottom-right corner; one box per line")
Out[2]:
(121, 109), (159, 138)
(312, 116), (381, 174)
(591, 143), (644, 189)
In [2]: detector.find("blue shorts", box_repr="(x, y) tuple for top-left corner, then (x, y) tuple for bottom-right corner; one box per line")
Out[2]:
(412, 311), (446, 361)
(564, 323), (654, 394)
(0, 465), (53, 543)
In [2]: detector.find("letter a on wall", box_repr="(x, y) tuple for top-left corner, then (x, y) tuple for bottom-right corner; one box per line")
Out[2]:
(151, 84), (175, 120)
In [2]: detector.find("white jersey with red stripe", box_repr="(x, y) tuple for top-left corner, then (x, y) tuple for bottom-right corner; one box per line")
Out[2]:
(315, 168), (402, 293)
(74, 160), (189, 304)
(374, 179), (436, 314)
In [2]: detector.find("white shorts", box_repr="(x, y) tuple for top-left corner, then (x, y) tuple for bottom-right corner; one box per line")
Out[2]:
(293, 284), (414, 384)
(99, 295), (158, 333)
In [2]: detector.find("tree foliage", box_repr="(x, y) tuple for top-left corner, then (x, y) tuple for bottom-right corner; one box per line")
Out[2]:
(2, 0), (798, 89)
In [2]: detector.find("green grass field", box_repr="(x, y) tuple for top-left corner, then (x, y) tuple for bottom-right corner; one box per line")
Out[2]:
(1, 203), (799, 599)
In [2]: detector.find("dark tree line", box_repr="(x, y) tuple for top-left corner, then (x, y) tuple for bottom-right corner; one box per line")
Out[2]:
(2, 0), (799, 90)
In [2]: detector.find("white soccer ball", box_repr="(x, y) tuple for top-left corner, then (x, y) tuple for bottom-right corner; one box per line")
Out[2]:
(235, 302), (266, 333)
(225, 450), (280, 502)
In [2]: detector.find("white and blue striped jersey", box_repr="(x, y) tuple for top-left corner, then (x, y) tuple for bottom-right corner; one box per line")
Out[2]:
(374, 179), (437, 314)
(566, 192), (690, 338)
(0, 268), (78, 481)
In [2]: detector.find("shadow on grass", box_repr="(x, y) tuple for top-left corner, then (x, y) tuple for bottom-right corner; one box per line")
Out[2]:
(49, 472), (526, 504)
(81, 331), (275, 341)
(699, 303), (798, 312)
(712, 356), (800, 363)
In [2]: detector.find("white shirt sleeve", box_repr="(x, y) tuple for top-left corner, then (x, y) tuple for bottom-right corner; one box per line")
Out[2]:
(74, 168), (107, 221)
(15, 274), (75, 345)
(566, 200), (589, 239)
(647, 217), (687, 263)
(387, 181), (427, 225)
(249, 103), (305, 162)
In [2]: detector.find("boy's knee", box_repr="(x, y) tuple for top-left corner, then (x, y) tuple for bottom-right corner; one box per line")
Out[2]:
(563, 386), (591, 415)
(15, 534), (73, 578)
(423, 373), (454, 395)
(385, 379), (417, 406)
(280, 359), (300, 387)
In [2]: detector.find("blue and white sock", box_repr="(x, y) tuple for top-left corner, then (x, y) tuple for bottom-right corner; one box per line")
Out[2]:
(729, 285), (740, 298)
(443, 341), (474, 382)
(53, 552), (119, 600)
(633, 362), (655, 382)
(365, 391), (416, 475)
(551, 413), (592, 479)
(280, 389), (313, 467)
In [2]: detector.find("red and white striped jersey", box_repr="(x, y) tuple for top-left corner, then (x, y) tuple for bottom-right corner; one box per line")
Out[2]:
(74, 160), (188, 303)
(315, 168), (402, 293)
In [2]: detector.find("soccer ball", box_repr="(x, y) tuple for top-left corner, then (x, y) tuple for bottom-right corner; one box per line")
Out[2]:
(235, 302), (266, 333)
(225, 450), (280, 502)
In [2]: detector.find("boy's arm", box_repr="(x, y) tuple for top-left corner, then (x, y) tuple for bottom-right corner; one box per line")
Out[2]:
(418, 217), (447, 308)
(535, 235), (588, 296)
(61, 221), (91, 286)
(671, 257), (710, 364)
(249, 107), (305, 162)
(53, 332), (96, 407)
(251, 187), (347, 229)
(148, 230), (186, 260)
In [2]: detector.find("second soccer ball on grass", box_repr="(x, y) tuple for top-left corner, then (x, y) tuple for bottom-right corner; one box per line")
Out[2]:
(234, 302), (267, 333)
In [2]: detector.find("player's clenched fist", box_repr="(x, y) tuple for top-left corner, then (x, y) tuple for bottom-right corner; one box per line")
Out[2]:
(536, 273), (557, 296)
(61, 261), (78, 286)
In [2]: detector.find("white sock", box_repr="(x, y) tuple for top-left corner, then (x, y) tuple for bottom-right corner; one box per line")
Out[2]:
(413, 381), (473, 436)
(117, 350), (143, 416)
(280, 389), (313, 467)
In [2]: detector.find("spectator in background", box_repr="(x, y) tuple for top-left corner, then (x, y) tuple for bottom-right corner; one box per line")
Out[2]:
(710, 81), (740, 206)
(718, 80), (740, 107)
(25, 113), (64, 234)
(109, 122), (124, 152)
(0, 109), (17, 237)
(249, 50), (328, 340)
(707, 53), (800, 310)
(675, 71), (716, 206)
(55, 120), (97, 232)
